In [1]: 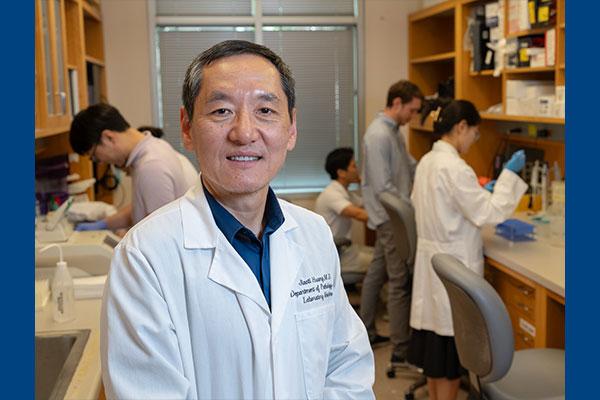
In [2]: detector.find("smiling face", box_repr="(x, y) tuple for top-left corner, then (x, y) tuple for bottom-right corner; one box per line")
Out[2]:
(181, 54), (297, 200)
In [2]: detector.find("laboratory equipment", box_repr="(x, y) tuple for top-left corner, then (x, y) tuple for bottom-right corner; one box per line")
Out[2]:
(36, 196), (74, 243)
(540, 162), (548, 213)
(40, 244), (76, 323)
(495, 219), (535, 242)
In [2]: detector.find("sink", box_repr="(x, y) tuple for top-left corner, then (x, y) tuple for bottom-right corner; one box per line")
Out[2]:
(35, 329), (90, 400)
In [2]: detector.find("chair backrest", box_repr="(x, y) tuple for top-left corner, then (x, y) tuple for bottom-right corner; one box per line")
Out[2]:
(431, 253), (514, 383)
(379, 192), (416, 267)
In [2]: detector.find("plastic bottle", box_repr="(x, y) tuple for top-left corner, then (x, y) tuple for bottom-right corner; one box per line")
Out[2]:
(40, 244), (76, 323)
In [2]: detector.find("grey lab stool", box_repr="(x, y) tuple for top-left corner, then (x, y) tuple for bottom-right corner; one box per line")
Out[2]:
(379, 193), (427, 400)
(431, 253), (565, 400)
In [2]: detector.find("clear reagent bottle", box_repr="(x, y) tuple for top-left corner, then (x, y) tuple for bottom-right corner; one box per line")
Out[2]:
(40, 244), (76, 323)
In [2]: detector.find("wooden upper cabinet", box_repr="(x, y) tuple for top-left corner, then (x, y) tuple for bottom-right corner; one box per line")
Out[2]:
(36, 0), (72, 138)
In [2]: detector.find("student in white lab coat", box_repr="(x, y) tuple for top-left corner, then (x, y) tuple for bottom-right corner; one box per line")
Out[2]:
(101, 40), (375, 400)
(407, 100), (527, 400)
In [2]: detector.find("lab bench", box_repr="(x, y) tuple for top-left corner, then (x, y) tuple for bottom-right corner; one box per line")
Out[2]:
(482, 217), (565, 351)
(36, 297), (104, 400)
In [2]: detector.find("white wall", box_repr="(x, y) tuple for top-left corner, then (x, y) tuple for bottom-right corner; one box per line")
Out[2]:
(363, 0), (422, 125)
(422, 0), (446, 7)
(101, 0), (153, 129)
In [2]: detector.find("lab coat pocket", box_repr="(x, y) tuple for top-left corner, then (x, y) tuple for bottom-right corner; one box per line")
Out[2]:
(295, 303), (335, 399)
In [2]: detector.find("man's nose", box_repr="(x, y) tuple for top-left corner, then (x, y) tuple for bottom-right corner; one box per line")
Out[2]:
(228, 110), (258, 144)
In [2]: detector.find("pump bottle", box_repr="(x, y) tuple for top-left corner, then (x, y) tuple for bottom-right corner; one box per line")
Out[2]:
(40, 244), (76, 323)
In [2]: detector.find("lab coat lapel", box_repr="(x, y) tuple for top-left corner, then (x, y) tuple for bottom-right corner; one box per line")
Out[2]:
(181, 179), (270, 314)
(209, 236), (271, 314)
(270, 207), (303, 338)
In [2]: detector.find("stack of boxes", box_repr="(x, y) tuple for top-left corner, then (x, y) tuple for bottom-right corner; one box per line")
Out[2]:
(506, 80), (563, 117)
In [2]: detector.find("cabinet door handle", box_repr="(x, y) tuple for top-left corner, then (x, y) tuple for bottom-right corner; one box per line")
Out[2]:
(519, 333), (531, 343)
(517, 285), (533, 296)
(59, 91), (67, 113)
(517, 302), (530, 312)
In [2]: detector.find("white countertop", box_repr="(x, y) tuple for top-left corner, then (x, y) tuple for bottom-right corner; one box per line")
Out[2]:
(36, 297), (102, 400)
(482, 214), (565, 298)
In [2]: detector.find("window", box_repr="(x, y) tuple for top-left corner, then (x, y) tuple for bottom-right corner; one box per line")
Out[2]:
(153, 0), (361, 193)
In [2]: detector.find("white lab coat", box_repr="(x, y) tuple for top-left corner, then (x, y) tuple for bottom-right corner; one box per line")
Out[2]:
(101, 181), (375, 400)
(409, 140), (528, 336)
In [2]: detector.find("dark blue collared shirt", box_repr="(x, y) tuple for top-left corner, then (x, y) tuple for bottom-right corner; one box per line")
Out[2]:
(203, 184), (284, 308)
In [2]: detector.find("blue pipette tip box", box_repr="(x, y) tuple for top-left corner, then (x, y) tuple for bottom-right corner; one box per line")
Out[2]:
(495, 219), (536, 242)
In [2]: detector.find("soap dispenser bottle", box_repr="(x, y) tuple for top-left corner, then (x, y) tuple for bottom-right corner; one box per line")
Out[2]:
(40, 244), (76, 323)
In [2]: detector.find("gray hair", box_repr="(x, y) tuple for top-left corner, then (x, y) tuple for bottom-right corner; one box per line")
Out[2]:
(182, 40), (296, 121)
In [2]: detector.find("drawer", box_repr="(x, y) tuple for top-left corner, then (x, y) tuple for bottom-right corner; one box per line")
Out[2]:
(507, 304), (536, 349)
(515, 329), (535, 349)
(493, 272), (536, 314)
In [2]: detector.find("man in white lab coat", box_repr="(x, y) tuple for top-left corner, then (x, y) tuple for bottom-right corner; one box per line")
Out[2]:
(101, 40), (375, 399)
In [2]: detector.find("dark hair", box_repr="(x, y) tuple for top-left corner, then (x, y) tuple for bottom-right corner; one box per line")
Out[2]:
(69, 103), (130, 154)
(325, 147), (354, 180)
(182, 40), (296, 121)
(138, 126), (164, 138)
(386, 80), (424, 107)
(433, 99), (481, 135)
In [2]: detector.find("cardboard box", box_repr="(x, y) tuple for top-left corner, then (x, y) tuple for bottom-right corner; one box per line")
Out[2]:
(545, 28), (556, 66)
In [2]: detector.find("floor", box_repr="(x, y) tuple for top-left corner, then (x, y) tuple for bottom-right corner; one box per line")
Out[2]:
(347, 288), (469, 400)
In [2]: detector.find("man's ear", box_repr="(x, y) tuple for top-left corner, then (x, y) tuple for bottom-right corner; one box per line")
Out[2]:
(286, 108), (298, 151)
(101, 129), (117, 144)
(181, 106), (194, 151)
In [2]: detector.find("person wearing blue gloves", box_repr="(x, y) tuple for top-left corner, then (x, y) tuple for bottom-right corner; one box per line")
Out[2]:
(484, 149), (526, 192)
(70, 104), (198, 232)
(408, 100), (528, 400)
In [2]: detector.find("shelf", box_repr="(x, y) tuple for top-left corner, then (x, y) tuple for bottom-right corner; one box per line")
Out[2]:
(66, 63), (78, 70)
(82, 2), (101, 21)
(409, 1), (455, 22)
(470, 69), (497, 77)
(480, 112), (564, 125)
(85, 55), (105, 67)
(504, 66), (555, 74)
(559, 23), (565, 29)
(410, 51), (455, 64)
(504, 134), (564, 148)
(410, 123), (434, 133)
(559, 64), (565, 70)
(35, 125), (71, 140)
(506, 25), (555, 39)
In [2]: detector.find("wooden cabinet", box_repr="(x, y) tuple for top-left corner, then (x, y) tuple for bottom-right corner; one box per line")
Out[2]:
(408, 0), (565, 178)
(36, 0), (72, 137)
(485, 257), (565, 350)
(35, 0), (109, 202)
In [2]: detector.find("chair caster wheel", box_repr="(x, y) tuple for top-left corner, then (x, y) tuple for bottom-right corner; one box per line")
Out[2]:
(387, 368), (396, 378)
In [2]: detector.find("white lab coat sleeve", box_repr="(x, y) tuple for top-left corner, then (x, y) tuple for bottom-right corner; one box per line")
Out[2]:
(323, 240), (375, 399)
(450, 166), (528, 228)
(101, 243), (190, 400)
(364, 136), (400, 198)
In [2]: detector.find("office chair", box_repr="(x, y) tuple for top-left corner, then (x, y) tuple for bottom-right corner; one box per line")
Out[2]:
(333, 236), (367, 287)
(379, 193), (426, 400)
(431, 253), (565, 400)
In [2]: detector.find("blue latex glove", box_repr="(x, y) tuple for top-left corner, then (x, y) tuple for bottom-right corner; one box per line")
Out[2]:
(484, 180), (497, 192)
(504, 149), (526, 173)
(75, 219), (108, 231)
